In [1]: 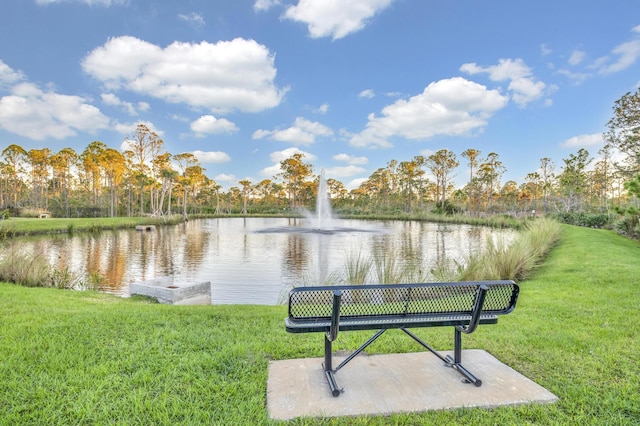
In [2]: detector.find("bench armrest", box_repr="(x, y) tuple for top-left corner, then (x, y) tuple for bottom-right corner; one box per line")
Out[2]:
(457, 284), (488, 334)
(327, 290), (342, 342)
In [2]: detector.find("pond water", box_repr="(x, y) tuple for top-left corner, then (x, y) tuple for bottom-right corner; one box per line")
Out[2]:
(3, 218), (516, 305)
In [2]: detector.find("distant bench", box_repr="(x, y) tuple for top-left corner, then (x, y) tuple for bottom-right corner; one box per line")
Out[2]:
(285, 280), (519, 397)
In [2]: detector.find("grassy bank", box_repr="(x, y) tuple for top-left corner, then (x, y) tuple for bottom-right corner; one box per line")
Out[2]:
(0, 225), (639, 424)
(0, 215), (185, 237)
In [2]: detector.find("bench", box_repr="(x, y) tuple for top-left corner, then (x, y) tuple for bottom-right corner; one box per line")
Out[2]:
(285, 280), (519, 397)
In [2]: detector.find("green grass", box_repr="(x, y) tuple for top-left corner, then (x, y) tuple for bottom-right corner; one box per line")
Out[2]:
(0, 215), (185, 237)
(0, 224), (639, 424)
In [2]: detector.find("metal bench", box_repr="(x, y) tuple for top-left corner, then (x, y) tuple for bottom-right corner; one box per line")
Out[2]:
(285, 280), (519, 397)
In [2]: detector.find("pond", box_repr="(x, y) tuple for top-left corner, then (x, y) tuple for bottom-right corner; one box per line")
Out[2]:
(3, 218), (516, 305)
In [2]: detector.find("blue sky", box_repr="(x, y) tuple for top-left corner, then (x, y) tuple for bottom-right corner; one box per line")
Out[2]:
(1, 0), (639, 190)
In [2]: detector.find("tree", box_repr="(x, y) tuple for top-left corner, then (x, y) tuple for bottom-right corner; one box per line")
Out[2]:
(426, 149), (459, 209)
(461, 148), (481, 213)
(558, 148), (592, 212)
(604, 87), (640, 175)
(174, 153), (203, 219)
(277, 153), (313, 209)
(50, 148), (77, 217)
(538, 157), (555, 214)
(101, 148), (126, 217)
(239, 179), (253, 215)
(125, 124), (163, 215)
(27, 148), (51, 210)
(477, 152), (505, 211)
(1, 144), (28, 209)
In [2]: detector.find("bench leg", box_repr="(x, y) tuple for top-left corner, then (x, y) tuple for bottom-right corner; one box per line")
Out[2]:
(403, 327), (482, 387)
(323, 335), (341, 397)
(444, 328), (482, 387)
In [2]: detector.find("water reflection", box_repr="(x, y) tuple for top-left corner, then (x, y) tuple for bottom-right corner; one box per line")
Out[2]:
(1, 218), (515, 305)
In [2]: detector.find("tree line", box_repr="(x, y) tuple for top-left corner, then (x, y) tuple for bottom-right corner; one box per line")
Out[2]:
(2, 88), (640, 220)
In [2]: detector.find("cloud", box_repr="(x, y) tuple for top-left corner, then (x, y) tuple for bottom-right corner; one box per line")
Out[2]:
(560, 133), (604, 148)
(333, 153), (368, 165)
(350, 77), (507, 148)
(116, 120), (163, 139)
(193, 150), (231, 163)
(254, 0), (280, 12)
(101, 93), (149, 115)
(324, 165), (366, 178)
(316, 103), (329, 114)
(260, 147), (317, 176)
(0, 60), (25, 88)
(460, 58), (549, 107)
(178, 12), (205, 28)
(283, 0), (395, 40)
(598, 39), (640, 74)
(569, 50), (586, 66)
(252, 117), (333, 145)
(359, 89), (375, 99)
(82, 36), (286, 113)
(0, 81), (110, 140)
(214, 173), (236, 183)
(190, 115), (238, 136)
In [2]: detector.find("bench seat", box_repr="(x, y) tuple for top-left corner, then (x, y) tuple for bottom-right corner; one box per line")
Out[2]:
(286, 313), (499, 333)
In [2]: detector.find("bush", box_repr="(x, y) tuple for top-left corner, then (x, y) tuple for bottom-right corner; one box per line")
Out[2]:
(552, 212), (611, 228)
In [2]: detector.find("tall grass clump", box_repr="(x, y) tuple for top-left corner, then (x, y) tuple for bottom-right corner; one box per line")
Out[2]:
(319, 218), (562, 286)
(0, 252), (52, 287)
(458, 217), (562, 281)
(0, 248), (80, 289)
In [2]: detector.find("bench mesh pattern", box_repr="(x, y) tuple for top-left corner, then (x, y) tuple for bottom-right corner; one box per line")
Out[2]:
(288, 282), (517, 320)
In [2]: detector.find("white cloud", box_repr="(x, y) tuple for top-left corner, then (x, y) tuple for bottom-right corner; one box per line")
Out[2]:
(359, 89), (375, 99)
(599, 39), (640, 74)
(0, 82), (109, 140)
(283, 0), (395, 40)
(214, 173), (236, 183)
(252, 117), (333, 145)
(333, 153), (368, 165)
(316, 103), (329, 114)
(82, 36), (286, 113)
(350, 77), (507, 148)
(561, 133), (604, 148)
(116, 121), (163, 139)
(346, 177), (367, 190)
(0, 60), (25, 87)
(569, 50), (586, 66)
(261, 147), (317, 176)
(324, 165), (366, 178)
(254, 0), (280, 12)
(193, 150), (231, 163)
(178, 12), (205, 28)
(190, 115), (238, 136)
(460, 58), (549, 107)
(101, 93), (149, 115)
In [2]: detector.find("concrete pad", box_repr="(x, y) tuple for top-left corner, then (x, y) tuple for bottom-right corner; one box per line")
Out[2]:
(129, 277), (211, 304)
(267, 350), (557, 420)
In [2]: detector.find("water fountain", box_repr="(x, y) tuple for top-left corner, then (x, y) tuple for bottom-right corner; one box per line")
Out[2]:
(257, 170), (374, 235)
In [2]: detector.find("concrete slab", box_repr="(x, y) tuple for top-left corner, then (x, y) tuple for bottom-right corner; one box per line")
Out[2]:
(129, 277), (211, 304)
(267, 350), (557, 420)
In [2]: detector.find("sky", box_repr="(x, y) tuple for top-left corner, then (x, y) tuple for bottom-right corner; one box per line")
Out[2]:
(1, 0), (639, 191)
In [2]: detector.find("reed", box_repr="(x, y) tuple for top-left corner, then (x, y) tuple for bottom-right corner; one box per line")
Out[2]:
(316, 218), (561, 286)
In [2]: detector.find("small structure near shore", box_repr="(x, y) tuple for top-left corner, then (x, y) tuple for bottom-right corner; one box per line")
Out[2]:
(129, 277), (211, 305)
(135, 225), (156, 231)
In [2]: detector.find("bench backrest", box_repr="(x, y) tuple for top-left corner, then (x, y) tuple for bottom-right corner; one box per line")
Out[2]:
(287, 280), (519, 320)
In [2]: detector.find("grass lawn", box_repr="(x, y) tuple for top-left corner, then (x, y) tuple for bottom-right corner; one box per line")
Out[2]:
(0, 224), (638, 424)
(0, 216), (183, 236)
